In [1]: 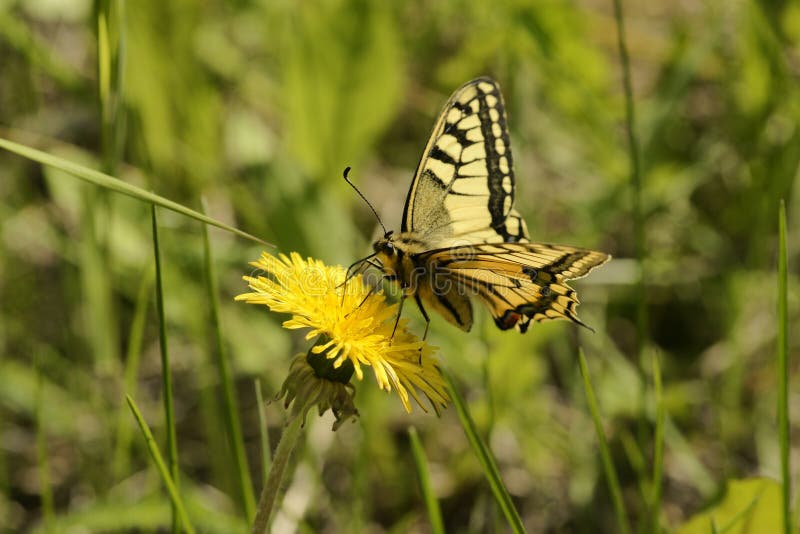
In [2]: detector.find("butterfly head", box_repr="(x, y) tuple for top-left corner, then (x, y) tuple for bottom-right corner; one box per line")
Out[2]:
(373, 230), (408, 279)
(372, 230), (397, 257)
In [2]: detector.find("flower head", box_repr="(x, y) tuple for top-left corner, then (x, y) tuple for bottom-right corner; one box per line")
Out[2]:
(236, 252), (448, 424)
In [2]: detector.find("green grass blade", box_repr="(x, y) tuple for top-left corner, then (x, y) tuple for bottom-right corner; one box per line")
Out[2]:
(126, 395), (196, 534)
(777, 199), (791, 534)
(612, 0), (649, 480)
(0, 137), (270, 246)
(611, 0), (646, 355)
(112, 266), (153, 478)
(619, 429), (649, 504)
(254, 380), (272, 484)
(78, 193), (114, 374)
(612, 3), (652, 527)
(443, 368), (525, 534)
(578, 350), (631, 534)
(97, 1), (111, 120)
(201, 217), (256, 521)
(407, 426), (445, 534)
(651, 351), (665, 534)
(152, 206), (180, 533)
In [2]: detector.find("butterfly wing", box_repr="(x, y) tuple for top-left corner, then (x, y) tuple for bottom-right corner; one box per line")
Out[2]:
(421, 243), (610, 332)
(401, 77), (529, 246)
(391, 77), (609, 333)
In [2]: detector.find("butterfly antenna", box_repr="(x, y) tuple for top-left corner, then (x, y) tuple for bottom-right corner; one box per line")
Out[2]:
(343, 166), (389, 236)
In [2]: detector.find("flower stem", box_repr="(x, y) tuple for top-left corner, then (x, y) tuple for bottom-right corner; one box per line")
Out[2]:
(251, 412), (304, 534)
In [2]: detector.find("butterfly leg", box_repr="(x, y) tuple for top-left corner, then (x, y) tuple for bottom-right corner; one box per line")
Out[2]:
(414, 294), (431, 342)
(339, 252), (379, 307)
(413, 294), (431, 363)
(345, 273), (386, 318)
(390, 294), (406, 341)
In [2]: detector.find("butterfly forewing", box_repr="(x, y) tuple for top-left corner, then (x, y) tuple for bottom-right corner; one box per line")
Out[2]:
(402, 78), (529, 246)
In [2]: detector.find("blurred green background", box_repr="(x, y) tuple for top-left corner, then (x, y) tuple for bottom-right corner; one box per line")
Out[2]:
(1, 0), (799, 532)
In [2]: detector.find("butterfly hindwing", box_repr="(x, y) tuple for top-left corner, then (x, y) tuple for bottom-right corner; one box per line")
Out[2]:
(416, 280), (474, 332)
(420, 243), (610, 332)
(402, 78), (529, 246)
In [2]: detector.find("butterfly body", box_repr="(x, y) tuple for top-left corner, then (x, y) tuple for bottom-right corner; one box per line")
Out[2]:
(374, 232), (476, 331)
(371, 77), (610, 333)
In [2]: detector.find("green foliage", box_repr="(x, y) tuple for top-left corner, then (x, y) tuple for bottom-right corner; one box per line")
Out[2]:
(0, 0), (797, 532)
(677, 478), (783, 534)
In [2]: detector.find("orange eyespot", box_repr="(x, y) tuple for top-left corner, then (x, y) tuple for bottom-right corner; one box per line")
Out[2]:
(495, 310), (521, 330)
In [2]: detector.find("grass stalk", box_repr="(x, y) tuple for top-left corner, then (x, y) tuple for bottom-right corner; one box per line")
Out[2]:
(126, 395), (195, 534)
(408, 426), (445, 534)
(443, 368), (525, 534)
(251, 413), (304, 534)
(201, 218), (256, 521)
(0, 137), (269, 246)
(78, 184), (117, 376)
(578, 350), (631, 534)
(611, 0), (646, 354)
(151, 206), (180, 533)
(619, 429), (649, 505)
(96, 0), (124, 175)
(254, 380), (272, 484)
(611, 1), (650, 522)
(777, 200), (791, 534)
(88, 0), (121, 379)
(112, 266), (153, 478)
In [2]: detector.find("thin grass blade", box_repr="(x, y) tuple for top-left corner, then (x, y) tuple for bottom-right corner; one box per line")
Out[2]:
(126, 395), (196, 534)
(201, 217), (256, 521)
(408, 426), (445, 534)
(612, 0), (649, 483)
(112, 266), (153, 478)
(152, 206), (180, 533)
(611, 0), (646, 355)
(0, 137), (270, 246)
(443, 368), (525, 534)
(777, 200), (791, 534)
(254, 380), (272, 484)
(96, 0), (124, 174)
(578, 350), (631, 534)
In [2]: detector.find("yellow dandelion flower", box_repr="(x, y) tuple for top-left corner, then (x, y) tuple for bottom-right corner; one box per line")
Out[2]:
(236, 252), (449, 421)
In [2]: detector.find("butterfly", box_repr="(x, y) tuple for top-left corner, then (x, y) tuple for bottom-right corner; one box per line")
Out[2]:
(367, 77), (610, 334)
